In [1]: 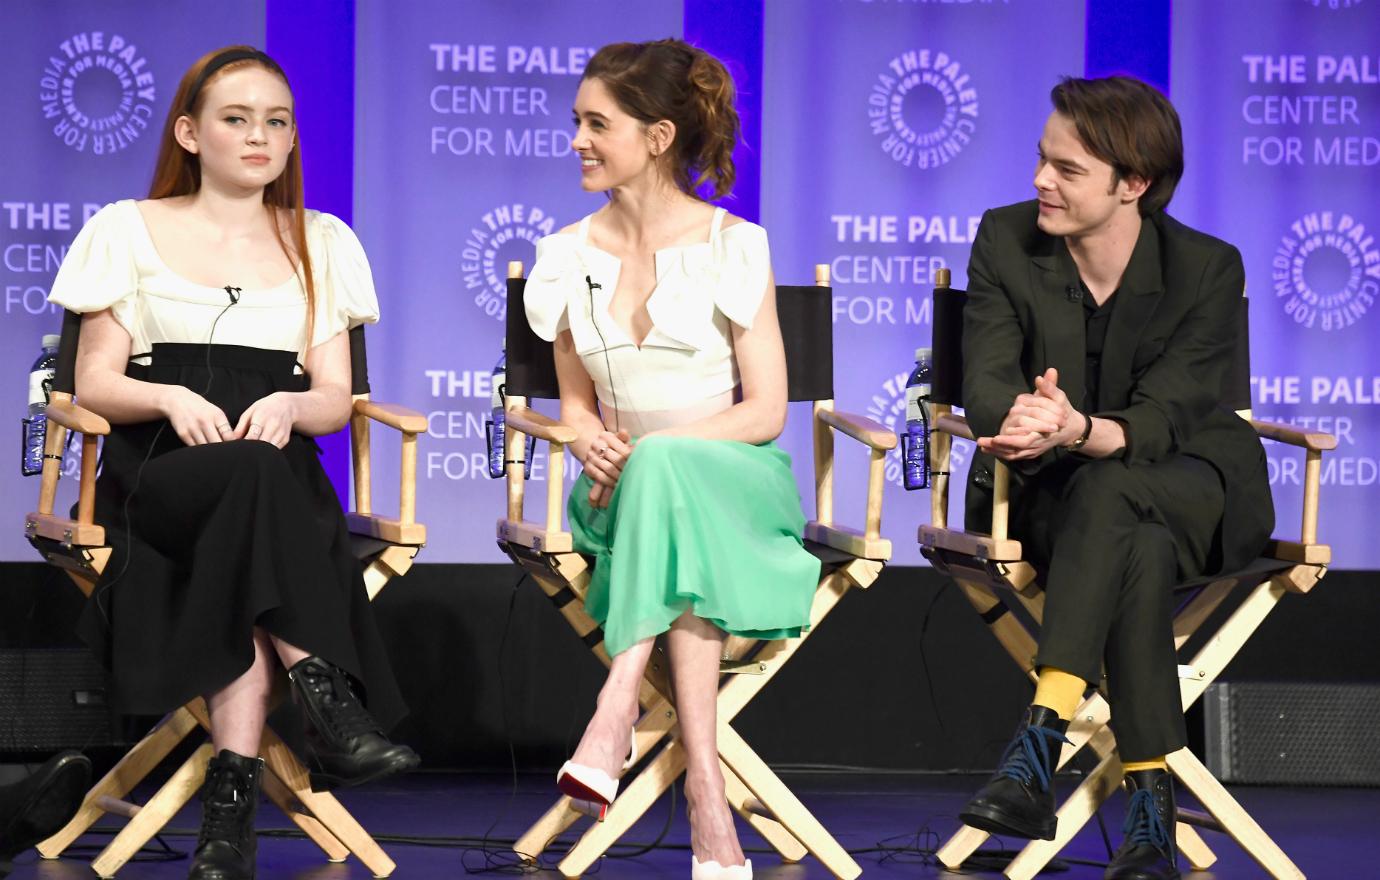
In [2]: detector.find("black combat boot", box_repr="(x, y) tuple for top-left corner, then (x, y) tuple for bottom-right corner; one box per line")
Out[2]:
(288, 656), (419, 792)
(959, 705), (1071, 840)
(0, 751), (91, 871)
(1105, 768), (1179, 880)
(188, 750), (262, 880)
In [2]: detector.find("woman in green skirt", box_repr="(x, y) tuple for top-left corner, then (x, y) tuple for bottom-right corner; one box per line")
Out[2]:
(524, 39), (819, 880)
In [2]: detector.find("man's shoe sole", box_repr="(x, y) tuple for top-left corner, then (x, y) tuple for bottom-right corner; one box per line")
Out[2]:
(959, 803), (1057, 841)
(0, 752), (92, 860)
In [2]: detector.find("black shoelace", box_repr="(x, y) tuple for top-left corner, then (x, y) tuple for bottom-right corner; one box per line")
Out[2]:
(198, 777), (247, 849)
(997, 725), (1071, 792)
(300, 665), (381, 740)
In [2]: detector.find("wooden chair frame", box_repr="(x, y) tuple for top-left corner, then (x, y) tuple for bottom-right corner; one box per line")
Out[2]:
(496, 262), (894, 879)
(918, 270), (1333, 880)
(22, 325), (427, 878)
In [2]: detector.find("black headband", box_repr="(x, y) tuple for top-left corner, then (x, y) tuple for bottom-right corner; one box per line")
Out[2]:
(184, 48), (281, 113)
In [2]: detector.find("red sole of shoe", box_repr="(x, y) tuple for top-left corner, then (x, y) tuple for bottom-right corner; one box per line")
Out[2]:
(557, 774), (611, 807)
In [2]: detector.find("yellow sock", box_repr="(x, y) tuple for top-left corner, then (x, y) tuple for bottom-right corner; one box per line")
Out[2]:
(1031, 666), (1086, 721)
(1123, 758), (1168, 773)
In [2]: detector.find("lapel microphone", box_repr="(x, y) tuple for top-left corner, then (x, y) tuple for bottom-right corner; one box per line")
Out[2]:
(585, 275), (601, 292)
(224, 285), (242, 305)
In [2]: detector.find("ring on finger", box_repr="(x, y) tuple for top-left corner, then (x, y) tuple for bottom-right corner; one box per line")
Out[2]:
(216, 422), (232, 433)
(249, 424), (263, 435)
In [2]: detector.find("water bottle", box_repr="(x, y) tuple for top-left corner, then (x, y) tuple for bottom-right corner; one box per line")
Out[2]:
(21, 334), (60, 476)
(486, 349), (507, 479)
(902, 347), (932, 491)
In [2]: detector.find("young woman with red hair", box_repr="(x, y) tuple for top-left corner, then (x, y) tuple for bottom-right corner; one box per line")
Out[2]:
(48, 46), (416, 880)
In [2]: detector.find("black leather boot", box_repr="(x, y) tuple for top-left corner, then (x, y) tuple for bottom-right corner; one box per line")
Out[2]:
(188, 750), (262, 880)
(959, 705), (1070, 840)
(1105, 768), (1179, 880)
(288, 656), (419, 792)
(0, 751), (91, 866)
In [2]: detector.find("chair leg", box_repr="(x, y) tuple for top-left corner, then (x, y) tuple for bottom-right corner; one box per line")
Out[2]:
(513, 795), (586, 865)
(1176, 822), (1218, 871)
(259, 729), (397, 878)
(37, 705), (200, 859)
(717, 724), (862, 880)
(722, 758), (808, 863)
(558, 737), (687, 879)
(260, 771), (350, 862)
(1166, 748), (1304, 880)
(91, 742), (215, 879)
(1005, 731), (1123, 880)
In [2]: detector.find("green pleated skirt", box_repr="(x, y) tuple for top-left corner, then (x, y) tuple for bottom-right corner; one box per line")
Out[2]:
(568, 435), (821, 657)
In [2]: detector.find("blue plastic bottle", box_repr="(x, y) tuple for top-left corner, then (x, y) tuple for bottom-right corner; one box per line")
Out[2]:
(487, 349), (507, 479)
(21, 334), (60, 476)
(903, 347), (932, 491)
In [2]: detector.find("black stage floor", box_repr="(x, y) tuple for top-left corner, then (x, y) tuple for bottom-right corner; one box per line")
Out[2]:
(4, 771), (1369, 878)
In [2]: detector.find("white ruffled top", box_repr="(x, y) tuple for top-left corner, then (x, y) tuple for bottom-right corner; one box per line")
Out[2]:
(48, 199), (379, 361)
(524, 207), (771, 415)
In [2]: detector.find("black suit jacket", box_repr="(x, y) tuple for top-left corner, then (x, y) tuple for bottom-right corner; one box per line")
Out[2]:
(961, 200), (1273, 573)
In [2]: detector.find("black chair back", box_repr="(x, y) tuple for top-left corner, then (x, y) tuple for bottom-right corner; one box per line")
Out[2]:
(348, 324), (370, 396)
(52, 310), (83, 396)
(928, 284), (1253, 412)
(503, 278), (836, 403)
(49, 310), (373, 396)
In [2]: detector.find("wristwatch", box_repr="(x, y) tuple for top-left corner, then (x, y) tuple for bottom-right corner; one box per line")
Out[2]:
(1065, 411), (1093, 451)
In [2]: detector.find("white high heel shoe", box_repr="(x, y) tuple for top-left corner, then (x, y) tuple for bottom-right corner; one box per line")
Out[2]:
(691, 856), (753, 879)
(555, 726), (637, 816)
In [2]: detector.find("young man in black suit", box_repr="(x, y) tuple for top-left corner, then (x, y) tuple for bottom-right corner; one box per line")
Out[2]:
(957, 77), (1272, 880)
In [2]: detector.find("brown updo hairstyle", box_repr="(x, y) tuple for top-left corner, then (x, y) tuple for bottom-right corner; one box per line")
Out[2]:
(583, 39), (739, 200)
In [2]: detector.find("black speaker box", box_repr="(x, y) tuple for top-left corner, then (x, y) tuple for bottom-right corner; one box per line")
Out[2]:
(1204, 681), (1380, 787)
(0, 648), (119, 752)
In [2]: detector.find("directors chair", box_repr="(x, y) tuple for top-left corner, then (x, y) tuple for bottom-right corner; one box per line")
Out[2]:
(497, 261), (894, 879)
(917, 268), (1333, 880)
(22, 312), (426, 878)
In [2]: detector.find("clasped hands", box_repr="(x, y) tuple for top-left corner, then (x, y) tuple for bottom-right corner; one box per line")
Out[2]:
(583, 428), (634, 509)
(976, 367), (1088, 462)
(163, 386), (297, 449)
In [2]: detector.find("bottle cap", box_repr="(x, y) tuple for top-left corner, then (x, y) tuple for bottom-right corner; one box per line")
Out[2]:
(915, 347), (932, 360)
(42, 334), (61, 349)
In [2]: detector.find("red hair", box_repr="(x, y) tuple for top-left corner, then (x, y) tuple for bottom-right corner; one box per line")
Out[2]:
(148, 46), (316, 340)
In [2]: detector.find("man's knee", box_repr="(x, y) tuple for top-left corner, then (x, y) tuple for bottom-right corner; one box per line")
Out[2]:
(1063, 459), (1143, 515)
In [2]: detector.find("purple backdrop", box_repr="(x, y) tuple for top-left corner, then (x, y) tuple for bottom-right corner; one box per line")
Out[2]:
(1172, 0), (1380, 568)
(352, 0), (684, 562)
(3, 1), (1376, 568)
(0, 0), (264, 561)
(761, 0), (1086, 565)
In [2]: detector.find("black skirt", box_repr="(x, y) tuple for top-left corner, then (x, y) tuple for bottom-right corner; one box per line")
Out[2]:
(77, 343), (406, 730)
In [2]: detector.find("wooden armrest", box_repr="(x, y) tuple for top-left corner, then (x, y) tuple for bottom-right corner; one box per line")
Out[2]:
(918, 524), (1023, 562)
(346, 513), (426, 546)
(815, 409), (897, 450)
(353, 399), (426, 433)
(804, 522), (891, 561)
(45, 399), (110, 436)
(1250, 419), (1336, 451)
(505, 406), (578, 444)
(1264, 539), (1330, 566)
(25, 513), (106, 547)
(933, 413), (974, 441)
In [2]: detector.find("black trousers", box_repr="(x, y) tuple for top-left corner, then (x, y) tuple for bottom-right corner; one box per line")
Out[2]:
(1011, 454), (1225, 761)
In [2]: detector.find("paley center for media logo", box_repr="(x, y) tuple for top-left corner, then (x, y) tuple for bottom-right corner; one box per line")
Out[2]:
(40, 31), (156, 154)
(1273, 211), (1378, 331)
(462, 203), (558, 322)
(870, 49), (979, 170)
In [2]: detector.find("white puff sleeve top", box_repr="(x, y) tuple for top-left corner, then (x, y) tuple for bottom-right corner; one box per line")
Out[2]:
(48, 200), (379, 361)
(523, 207), (771, 413)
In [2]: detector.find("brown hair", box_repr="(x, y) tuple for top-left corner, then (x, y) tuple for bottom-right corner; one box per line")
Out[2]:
(149, 46), (316, 339)
(1050, 76), (1183, 216)
(583, 39), (739, 200)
